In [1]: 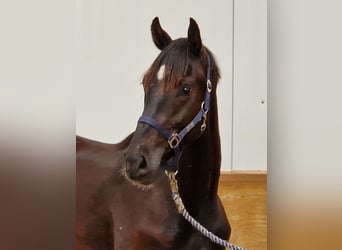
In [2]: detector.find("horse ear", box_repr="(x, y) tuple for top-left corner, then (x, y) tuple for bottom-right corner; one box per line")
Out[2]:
(151, 17), (172, 50)
(187, 17), (202, 56)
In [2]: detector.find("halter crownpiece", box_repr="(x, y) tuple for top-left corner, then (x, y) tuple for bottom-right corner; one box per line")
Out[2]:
(138, 54), (212, 169)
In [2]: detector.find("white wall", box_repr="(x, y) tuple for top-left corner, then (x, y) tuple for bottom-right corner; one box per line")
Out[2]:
(232, 0), (267, 170)
(76, 0), (267, 171)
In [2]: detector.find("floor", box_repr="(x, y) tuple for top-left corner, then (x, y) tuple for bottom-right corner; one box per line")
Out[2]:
(218, 171), (267, 250)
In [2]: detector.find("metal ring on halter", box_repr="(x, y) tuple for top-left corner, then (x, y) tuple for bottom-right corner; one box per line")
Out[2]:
(201, 101), (206, 110)
(201, 111), (208, 131)
(200, 124), (206, 131)
(168, 133), (181, 149)
(207, 79), (212, 93)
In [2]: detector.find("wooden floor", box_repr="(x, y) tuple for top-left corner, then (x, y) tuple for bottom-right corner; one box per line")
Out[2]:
(218, 171), (267, 250)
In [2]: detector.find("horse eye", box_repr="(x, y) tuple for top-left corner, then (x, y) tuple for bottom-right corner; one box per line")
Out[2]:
(182, 85), (192, 95)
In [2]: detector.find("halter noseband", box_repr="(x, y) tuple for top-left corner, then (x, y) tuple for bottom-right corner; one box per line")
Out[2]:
(138, 54), (212, 169)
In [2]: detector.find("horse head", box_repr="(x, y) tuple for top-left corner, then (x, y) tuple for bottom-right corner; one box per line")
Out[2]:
(124, 17), (219, 189)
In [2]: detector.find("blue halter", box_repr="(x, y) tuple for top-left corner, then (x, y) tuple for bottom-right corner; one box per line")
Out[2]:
(138, 55), (212, 170)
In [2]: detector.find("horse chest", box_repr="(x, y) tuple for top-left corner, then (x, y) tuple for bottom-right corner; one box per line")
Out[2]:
(110, 181), (180, 249)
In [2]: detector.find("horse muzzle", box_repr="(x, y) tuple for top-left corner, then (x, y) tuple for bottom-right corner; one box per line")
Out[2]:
(124, 144), (167, 187)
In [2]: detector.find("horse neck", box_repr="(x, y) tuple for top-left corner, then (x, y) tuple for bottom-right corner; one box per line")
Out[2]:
(177, 93), (221, 207)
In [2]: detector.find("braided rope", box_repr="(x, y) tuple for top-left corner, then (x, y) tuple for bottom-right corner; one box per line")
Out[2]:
(168, 172), (246, 250)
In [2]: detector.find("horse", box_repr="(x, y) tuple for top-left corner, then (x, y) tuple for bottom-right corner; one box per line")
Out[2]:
(77, 17), (231, 250)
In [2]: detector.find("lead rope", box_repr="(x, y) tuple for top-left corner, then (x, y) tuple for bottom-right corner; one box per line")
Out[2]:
(166, 171), (246, 250)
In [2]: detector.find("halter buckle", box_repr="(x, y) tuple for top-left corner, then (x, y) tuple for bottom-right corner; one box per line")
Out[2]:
(168, 133), (181, 149)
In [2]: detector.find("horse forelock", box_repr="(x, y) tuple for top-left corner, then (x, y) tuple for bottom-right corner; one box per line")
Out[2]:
(142, 38), (219, 94)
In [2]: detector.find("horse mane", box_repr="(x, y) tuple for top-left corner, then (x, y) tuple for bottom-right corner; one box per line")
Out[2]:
(142, 38), (221, 93)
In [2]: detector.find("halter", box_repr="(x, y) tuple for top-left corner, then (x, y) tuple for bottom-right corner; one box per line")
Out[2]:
(138, 54), (212, 170)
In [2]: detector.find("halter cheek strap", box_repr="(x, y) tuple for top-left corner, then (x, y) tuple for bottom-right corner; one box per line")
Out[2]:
(138, 55), (212, 169)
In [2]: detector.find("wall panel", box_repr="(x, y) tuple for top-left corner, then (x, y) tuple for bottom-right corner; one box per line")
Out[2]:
(232, 0), (267, 170)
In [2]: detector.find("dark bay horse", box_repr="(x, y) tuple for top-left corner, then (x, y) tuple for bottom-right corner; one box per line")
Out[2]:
(77, 17), (231, 250)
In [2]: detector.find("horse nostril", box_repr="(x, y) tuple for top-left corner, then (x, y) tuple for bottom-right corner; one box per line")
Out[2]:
(126, 154), (147, 172)
(137, 155), (147, 170)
